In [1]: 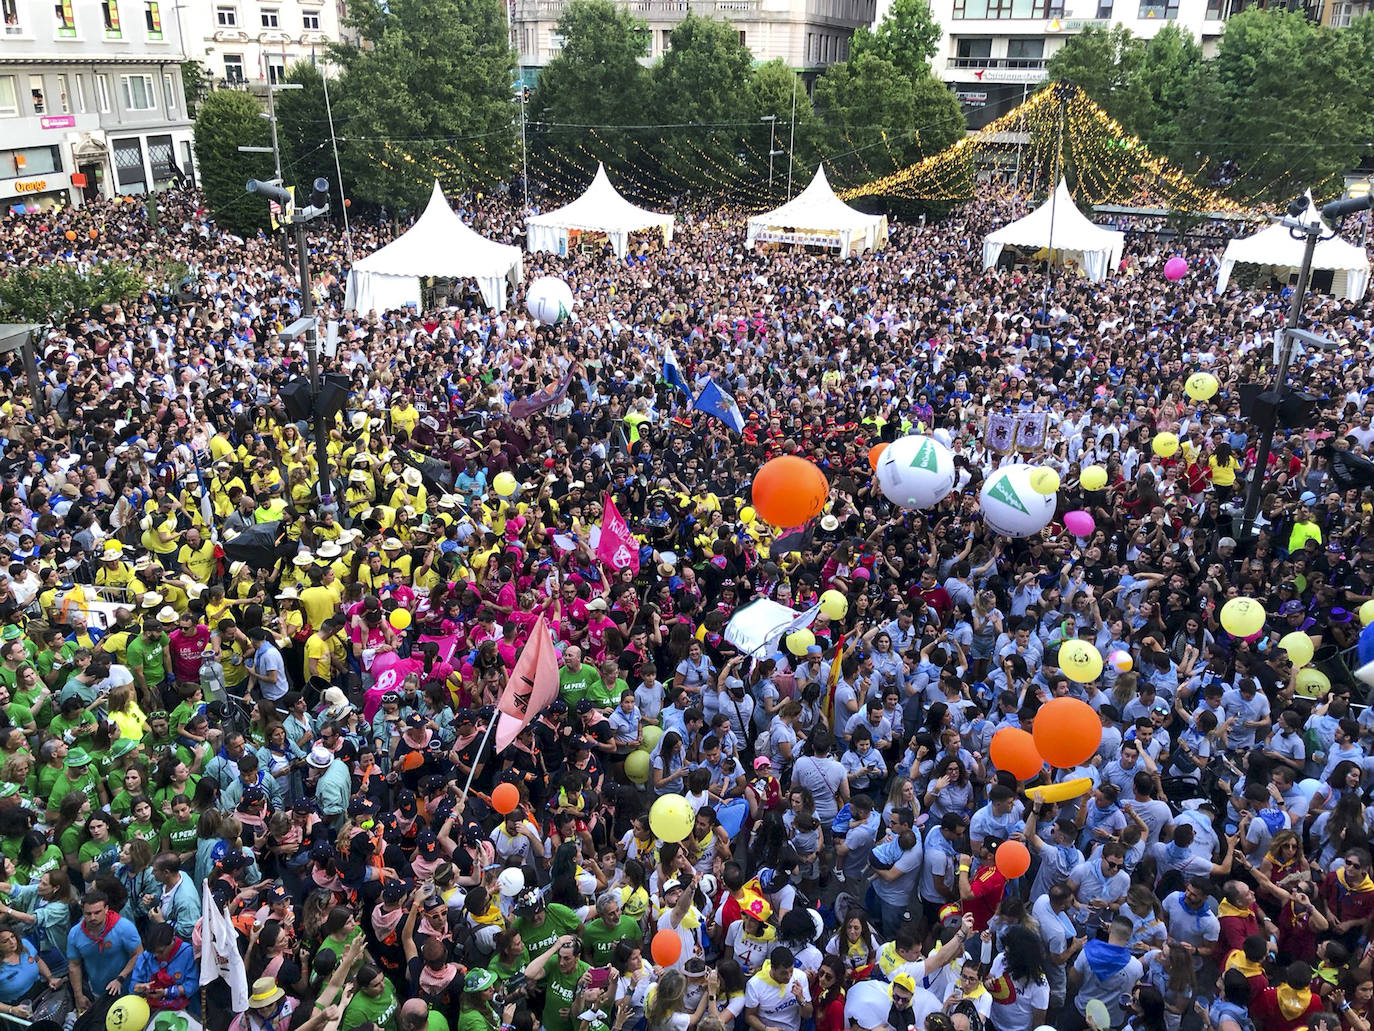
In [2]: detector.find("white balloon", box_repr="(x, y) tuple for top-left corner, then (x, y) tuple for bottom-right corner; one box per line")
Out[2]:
(526, 276), (575, 326)
(875, 434), (956, 510)
(979, 464), (1056, 538)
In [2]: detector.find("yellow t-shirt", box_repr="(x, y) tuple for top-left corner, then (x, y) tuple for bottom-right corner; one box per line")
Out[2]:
(1208, 454), (1239, 487)
(300, 586), (339, 629)
(304, 633), (333, 679)
(141, 516), (179, 556)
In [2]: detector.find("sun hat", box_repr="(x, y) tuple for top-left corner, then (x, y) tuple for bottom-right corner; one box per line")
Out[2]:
(402, 467), (423, 488)
(248, 978), (285, 1008)
(306, 746), (334, 769)
(318, 541), (342, 559)
(65, 748), (91, 767)
(463, 969), (498, 993)
(156, 606), (178, 624)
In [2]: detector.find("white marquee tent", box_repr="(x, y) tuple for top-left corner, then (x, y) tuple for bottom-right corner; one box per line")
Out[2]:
(746, 165), (888, 258)
(981, 179), (1125, 283)
(1215, 196), (1370, 301)
(525, 164), (674, 258)
(345, 181), (523, 313)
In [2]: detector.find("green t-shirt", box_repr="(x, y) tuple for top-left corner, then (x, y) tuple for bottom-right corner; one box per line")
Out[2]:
(454, 1007), (491, 1031)
(162, 817), (198, 855)
(581, 913), (641, 964)
(4, 701), (31, 729)
(49, 767), (97, 811)
(16, 843), (63, 886)
(58, 824), (84, 859)
(488, 949), (528, 985)
(584, 678), (627, 711)
(540, 959), (589, 1031)
(127, 821), (159, 845)
(168, 700), (200, 735)
(343, 980), (398, 1031)
(50, 710), (97, 741)
(427, 1010), (452, 1031)
(514, 902), (583, 962)
(558, 665), (601, 707)
(126, 635), (168, 683)
(78, 837), (121, 871)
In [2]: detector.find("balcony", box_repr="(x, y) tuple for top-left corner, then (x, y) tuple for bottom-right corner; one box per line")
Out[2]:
(948, 55), (1048, 69)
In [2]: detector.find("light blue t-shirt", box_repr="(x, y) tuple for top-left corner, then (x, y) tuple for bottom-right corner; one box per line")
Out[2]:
(67, 913), (142, 993)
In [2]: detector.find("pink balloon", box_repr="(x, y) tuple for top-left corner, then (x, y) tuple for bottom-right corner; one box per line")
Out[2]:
(1163, 256), (1188, 281)
(1064, 510), (1095, 537)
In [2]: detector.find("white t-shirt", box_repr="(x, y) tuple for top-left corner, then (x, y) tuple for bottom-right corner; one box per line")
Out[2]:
(986, 952), (1051, 1031)
(724, 922), (774, 975)
(743, 969), (811, 1031)
(655, 908), (704, 972)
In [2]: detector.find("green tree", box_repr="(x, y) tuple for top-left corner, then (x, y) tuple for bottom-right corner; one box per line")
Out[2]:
(850, 0), (941, 83)
(1136, 23), (1202, 155)
(745, 60), (817, 202)
(0, 261), (147, 325)
(275, 61), (338, 208)
(1183, 8), (1370, 200)
(813, 53), (963, 183)
(333, 0), (516, 212)
(1047, 24), (1151, 136)
(180, 61), (208, 117)
(192, 89), (273, 236)
(531, 0), (649, 166)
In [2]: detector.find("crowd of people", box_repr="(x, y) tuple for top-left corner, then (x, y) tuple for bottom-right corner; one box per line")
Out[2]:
(0, 174), (1371, 1031)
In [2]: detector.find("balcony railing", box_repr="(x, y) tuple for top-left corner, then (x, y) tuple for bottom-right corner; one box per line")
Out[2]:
(948, 56), (1048, 69)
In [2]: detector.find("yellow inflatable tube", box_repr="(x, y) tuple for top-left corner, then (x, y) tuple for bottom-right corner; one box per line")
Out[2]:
(1024, 777), (1094, 804)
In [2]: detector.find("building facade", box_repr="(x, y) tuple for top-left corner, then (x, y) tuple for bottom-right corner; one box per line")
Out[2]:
(179, 0), (345, 89)
(511, 0), (876, 81)
(0, 0), (193, 209)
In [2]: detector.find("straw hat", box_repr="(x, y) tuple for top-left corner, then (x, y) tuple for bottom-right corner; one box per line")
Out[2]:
(402, 467), (423, 488)
(156, 606), (178, 624)
(317, 541), (342, 559)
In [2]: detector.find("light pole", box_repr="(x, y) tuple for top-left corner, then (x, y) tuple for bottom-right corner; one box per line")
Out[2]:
(516, 83), (530, 210)
(786, 74), (798, 200)
(1238, 190), (1374, 539)
(238, 80), (302, 262)
(761, 115), (784, 199)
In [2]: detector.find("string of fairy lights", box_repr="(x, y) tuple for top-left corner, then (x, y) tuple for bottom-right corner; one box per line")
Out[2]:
(354, 84), (1292, 215)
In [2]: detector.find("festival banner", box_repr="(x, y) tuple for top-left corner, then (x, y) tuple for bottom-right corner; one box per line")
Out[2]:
(597, 493), (640, 574)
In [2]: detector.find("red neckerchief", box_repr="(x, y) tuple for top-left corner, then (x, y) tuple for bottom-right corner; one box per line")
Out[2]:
(81, 909), (120, 951)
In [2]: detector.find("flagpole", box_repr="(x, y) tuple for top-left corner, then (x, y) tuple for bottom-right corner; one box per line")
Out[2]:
(454, 713), (501, 809)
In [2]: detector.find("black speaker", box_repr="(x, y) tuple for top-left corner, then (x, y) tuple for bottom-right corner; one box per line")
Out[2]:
(1278, 390), (1321, 428)
(314, 375), (351, 422)
(279, 379), (313, 422)
(1238, 383), (1277, 421)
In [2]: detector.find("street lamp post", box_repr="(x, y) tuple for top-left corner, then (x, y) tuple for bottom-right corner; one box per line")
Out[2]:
(761, 115), (785, 199)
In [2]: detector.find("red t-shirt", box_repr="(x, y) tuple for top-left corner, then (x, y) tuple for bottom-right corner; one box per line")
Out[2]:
(168, 625), (210, 682)
(1253, 986), (1321, 1031)
(964, 865), (1006, 931)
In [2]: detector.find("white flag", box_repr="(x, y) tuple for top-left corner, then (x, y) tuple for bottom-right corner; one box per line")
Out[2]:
(199, 881), (249, 1011)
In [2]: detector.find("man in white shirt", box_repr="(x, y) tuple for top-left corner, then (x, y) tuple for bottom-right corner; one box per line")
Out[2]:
(743, 946), (812, 1031)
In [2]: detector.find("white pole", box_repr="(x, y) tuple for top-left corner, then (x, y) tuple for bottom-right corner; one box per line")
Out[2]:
(456, 710), (502, 808)
(787, 73), (797, 200)
(320, 64), (351, 258)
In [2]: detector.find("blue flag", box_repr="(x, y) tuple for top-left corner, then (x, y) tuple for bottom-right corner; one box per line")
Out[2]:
(693, 379), (746, 433)
(662, 342), (691, 396)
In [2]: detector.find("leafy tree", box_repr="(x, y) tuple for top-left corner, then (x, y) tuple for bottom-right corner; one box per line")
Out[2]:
(850, 0), (941, 83)
(1183, 8), (1370, 199)
(531, 0), (649, 166)
(1047, 25), (1151, 136)
(193, 89), (273, 236)
(744, 60), (817, 202)
(180, 61), (208, 117)
(1135, 23), (1202, 155)
(275, 61), (339, 208)
(332, 0), (516, 212)
(0, 261), (147, 325)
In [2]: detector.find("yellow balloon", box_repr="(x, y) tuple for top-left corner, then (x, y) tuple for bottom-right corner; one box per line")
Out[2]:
(625, 750), (651, 784)
(493, 472), (518, 497)
(1185, 372), (1219, 401)
(819, 590), (848, 621)
(389, 608), (412, 630)
(1058, 639), (1104, 684)
(1220, 597), (1266, 638)
(1279, 631), (1314, 667)
(107, 997), (151, 1031)
(1361, 599), (1374, 626)
(1152, 432), (1180, 458)
(1080, 465), (1108, 491)
(641, 725), (663, 751)
(740, 506), (756, 524)
(1295, 667), (1331, 698)
(786, 628), (816, 656)
(1029, 467), (1060, 495)
(649, 793), (694, 842)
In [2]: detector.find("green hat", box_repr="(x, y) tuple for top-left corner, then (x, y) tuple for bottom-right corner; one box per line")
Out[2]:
(109, 738), (138, 759)
(0, 783), (19, 799)
(463, 968), (498, 993)
(0, 625), (20, 641)
(65, 747), (92, 768)
(151, 1012), (192, 1031)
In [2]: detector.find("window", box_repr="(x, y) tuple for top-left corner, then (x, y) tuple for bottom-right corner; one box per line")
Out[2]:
(738, 29), (746, 46)
(1137, 0), (1178, 15)
(144, 1), (161, 37)
(267, 57), (286, 83)
(148, 133), (174, 181)
(1006, 37), (1044, 58)
(806, 31), (814, 60)
(956, 36), (992, 56)
(73, 74), (85, 112)
(4, 146), (62, 176)
(163, 72), (175, 113)
(102, 0), (121, 37)
(96, 73), (111, 111)
(113, 136), (145, 191)
(216, 5), (237, 26)
(54, 0), (75, 36)
(3, 0), (22, 36)
(1096, 0), (1113, 15)
(121, 73), (155, 110)
(659, 28), (670, 53)
(0, 76), (17, 117)
(29, 74), (45, 115)
(57, 74), (70, 112)
(223, 54), (244, 81)
(302, 9), (319, 28)
(260, 6), (278, 26)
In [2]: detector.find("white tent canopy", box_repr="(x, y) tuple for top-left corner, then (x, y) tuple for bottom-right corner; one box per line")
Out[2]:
(745, 165), (889, 258)
(1215, 196), (1370, 301)
(345, 181), (523, 313)
(525, 164), (674, 258)
(982, 178), (1125, 283)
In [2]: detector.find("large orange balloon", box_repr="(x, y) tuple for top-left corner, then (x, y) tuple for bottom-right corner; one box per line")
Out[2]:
(989, 727), (1043, 781)
(1032, 697), (1102, 769)
(650, 928), (682, 967)
(995, 840), (1031, 879)
(752, 456), (829, 528)
(491, 782), (520, 815)
(868, 443), (889, 472)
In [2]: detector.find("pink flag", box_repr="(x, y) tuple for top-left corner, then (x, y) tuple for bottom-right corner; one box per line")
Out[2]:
(494, 615), (560, 752)
(597, 493), (640, 574)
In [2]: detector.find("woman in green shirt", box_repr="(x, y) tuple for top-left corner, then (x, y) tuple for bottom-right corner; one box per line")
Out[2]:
(342, 962), (398, 1031)
(487, 928), (528, 986)
(77, 811), (121, 881)
(526, 933), (591, 1031)
(14, 831), (62, 887)
(456, 968), (518, 1031)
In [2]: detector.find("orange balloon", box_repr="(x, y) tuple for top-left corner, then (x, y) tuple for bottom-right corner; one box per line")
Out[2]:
(868, 443), (889, 472)
(752, 456), (829, 528)
(64, 230), (76, 241)
(89, 228), (99, 239)
(988, 727), (1043, 781)
(650, 928), (682, 967)
(491, 782), (520, 815)
(1032, 697), (1103, 769)
(995, 840), (1031, 879)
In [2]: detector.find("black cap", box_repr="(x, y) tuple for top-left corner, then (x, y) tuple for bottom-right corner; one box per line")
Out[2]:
(417, 829), (439, 853)
(396, 789), (417, 814)
(309, 842), (334, 862)
(455, 708), (475, 725)
(547, 699), (569, 715)
(405, 712), (426, 728)
(575, 699), (595, 714)
(382, 880), (408, 903)
(241, 786), (267, 804)
(219, 850), (250, 872)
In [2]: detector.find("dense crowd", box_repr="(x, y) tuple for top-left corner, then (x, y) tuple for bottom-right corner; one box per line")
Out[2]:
(0, 175), (1371, 1031)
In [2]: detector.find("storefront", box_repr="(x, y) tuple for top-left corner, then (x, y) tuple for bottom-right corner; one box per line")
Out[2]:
(1, 171), (73, 213)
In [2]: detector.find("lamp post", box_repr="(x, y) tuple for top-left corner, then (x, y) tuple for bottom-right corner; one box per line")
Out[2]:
(761, 115), (785, 199)
(1238, 190), (1374, 540)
